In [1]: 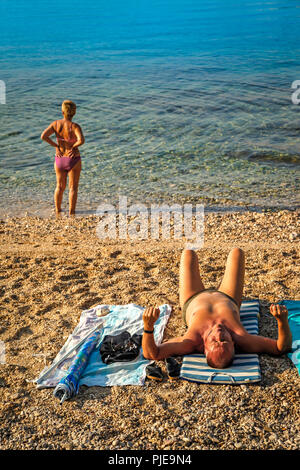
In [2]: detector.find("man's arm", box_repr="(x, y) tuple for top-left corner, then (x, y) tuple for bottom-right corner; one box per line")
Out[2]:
(235, 304), (292, 355)
(271, 303), (292, 353)
(143, 334), (196, 360)
(142, 306), (196, 360)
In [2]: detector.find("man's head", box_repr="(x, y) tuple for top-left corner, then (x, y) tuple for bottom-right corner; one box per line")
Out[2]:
(204, 323), (235, 369)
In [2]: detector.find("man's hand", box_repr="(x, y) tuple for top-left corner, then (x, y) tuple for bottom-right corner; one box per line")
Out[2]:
(143, 306), (160, 330)
(270, 303), (292, 354)
(270, 304), (288, 322)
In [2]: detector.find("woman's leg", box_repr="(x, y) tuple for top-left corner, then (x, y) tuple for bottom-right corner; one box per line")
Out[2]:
(68, 159), (81, 215)
(179, 249), (205, 310)
(54, 161), (67, 214)
(218, 248), (245, 308)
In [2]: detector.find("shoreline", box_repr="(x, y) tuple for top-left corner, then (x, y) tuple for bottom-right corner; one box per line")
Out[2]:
(0, 210), (299, 450)
(0, 202), (299, 222)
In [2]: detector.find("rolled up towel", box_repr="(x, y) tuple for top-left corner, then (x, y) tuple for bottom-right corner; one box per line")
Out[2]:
(53, 330), (100, 404)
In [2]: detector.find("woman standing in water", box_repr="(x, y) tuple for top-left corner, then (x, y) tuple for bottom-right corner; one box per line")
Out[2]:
(41, 100), (85, 215)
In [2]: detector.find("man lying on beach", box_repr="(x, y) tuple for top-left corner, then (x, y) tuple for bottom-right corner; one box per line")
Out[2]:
(142, 248), (292, 368)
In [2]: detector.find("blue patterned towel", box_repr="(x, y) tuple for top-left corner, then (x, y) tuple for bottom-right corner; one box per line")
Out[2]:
(180, 300), (261, 384)
(35, 303), (171, 388)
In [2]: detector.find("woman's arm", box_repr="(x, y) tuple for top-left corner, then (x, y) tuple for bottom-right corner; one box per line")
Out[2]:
(72, 124), (85, 149)
(41, 122), (58, 149)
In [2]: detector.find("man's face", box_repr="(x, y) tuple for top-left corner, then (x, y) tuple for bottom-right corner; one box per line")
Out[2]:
(205, 323), (233, 349)
(204, 323), (235, 368)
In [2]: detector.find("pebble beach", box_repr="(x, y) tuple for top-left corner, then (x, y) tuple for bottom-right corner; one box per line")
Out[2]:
(0, 210), (299, 451)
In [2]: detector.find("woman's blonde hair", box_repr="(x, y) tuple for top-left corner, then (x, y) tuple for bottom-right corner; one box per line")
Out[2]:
(62, 100), (76, 119)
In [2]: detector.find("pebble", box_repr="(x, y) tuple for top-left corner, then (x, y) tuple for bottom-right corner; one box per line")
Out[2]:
(163, 439), (174, 446)
(289, 232), (298, 241)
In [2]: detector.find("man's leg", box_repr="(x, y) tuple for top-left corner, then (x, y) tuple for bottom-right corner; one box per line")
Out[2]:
(218, 248), (245, 309)
(179, 249), (205, 310)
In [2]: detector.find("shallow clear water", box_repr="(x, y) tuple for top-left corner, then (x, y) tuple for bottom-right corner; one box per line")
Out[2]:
(0, 0), (299, 216)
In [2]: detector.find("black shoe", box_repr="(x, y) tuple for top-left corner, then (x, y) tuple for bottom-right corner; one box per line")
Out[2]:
(165, 357), (181, 380)
(145, 362), (164, 381)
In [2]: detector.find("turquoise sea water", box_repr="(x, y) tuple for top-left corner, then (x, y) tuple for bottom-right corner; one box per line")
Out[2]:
(0, 0), (299, 216)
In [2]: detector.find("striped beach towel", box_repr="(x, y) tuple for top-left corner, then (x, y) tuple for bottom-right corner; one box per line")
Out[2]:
(180, 300), (261, 384)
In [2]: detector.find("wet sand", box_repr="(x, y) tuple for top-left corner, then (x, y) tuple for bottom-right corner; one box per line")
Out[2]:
(0, 210), (299, 450)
